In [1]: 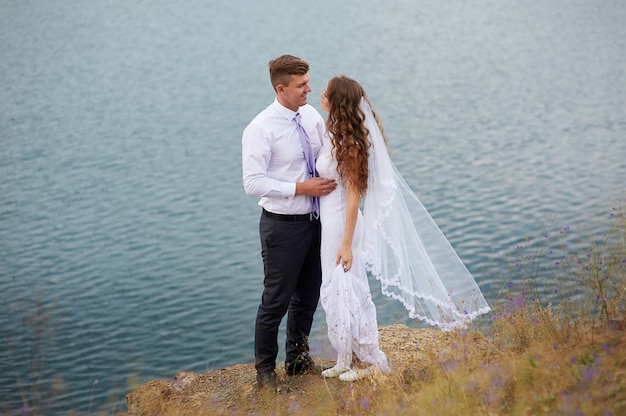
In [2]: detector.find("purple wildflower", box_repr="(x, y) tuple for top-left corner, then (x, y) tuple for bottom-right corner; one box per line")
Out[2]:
(581, 362), (599, 383)
(442, 359), (457, 372)
(491, 374), (505, 389)
(359, 397), (371, 411)
(483, 390), (499, 406)
(288, 401), (302, 412)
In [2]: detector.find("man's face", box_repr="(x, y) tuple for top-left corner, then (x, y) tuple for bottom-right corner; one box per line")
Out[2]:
(277, 73), (311, 111)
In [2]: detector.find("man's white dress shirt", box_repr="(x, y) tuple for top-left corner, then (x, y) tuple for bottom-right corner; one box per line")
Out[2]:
(242, 99), (325, 215)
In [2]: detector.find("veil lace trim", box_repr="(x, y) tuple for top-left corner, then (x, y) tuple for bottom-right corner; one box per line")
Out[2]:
(360, 99), (490, 331)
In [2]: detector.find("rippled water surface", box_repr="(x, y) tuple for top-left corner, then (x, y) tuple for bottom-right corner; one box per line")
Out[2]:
(1, 0), (625, 413)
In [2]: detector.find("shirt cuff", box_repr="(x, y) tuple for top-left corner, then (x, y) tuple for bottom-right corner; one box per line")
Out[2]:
(283, 182), (297, 199)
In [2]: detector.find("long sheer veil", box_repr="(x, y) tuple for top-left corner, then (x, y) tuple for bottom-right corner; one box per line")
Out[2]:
(360, 98), (491, 331)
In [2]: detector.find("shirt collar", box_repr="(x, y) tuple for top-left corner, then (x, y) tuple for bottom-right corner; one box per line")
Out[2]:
(273, 98), (299, 121)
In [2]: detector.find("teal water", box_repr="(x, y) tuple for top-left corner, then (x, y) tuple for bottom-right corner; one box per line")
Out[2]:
(1, 0), (625, 413)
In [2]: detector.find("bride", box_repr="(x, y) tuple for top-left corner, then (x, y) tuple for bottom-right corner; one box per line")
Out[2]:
(316, 76), (490, 382)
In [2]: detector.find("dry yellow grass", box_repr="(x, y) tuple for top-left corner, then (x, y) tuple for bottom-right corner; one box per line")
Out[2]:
(121, 319), (625, 415)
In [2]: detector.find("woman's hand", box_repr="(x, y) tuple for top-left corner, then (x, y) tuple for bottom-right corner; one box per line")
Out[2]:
(336, 244), (353, 272)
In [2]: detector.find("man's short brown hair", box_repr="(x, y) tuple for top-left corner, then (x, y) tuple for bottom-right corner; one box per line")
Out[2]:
(268, 55), (309, 91)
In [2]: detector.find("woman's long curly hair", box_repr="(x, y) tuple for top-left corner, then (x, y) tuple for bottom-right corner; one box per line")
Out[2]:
(325, 76), (388, 197)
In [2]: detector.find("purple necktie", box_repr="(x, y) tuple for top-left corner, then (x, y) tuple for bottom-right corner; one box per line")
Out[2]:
(294, 112), (319, 217)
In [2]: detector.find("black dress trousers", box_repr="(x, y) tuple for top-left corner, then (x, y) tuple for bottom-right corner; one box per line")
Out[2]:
(254, 212), (322, 373)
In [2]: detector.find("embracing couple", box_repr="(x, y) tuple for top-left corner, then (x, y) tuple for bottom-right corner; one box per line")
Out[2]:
(241, 55), (490, 392)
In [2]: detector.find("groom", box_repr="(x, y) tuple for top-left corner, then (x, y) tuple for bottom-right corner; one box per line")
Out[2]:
(242, 54), (336, 392)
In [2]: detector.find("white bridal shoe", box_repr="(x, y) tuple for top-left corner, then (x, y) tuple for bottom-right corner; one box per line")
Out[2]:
(321, 365), (350, 378)
(338, 366), (377, 382)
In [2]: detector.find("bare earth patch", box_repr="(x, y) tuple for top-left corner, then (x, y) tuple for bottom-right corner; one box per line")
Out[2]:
(121, 324), (487, 416)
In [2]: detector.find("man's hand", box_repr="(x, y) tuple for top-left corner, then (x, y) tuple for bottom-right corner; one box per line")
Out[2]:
(296, 177), (336, 197)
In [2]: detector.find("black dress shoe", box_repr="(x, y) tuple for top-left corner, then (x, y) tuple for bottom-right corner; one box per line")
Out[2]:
(285, 355), (328, 376)
(256, 370), (278, 392)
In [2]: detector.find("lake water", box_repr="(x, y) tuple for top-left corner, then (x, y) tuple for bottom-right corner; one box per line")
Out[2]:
(1, 0), (625, 414)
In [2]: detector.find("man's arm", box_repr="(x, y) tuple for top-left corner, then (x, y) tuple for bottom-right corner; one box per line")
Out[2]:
(242, 123), (296, 199)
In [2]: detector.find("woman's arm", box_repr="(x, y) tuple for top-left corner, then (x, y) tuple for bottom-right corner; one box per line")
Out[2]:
(336, 181), (360, 272)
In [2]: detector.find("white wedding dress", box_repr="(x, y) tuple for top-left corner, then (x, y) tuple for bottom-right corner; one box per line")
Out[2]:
(316, 139), (391, 374)
(316, 99), (490, 374)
